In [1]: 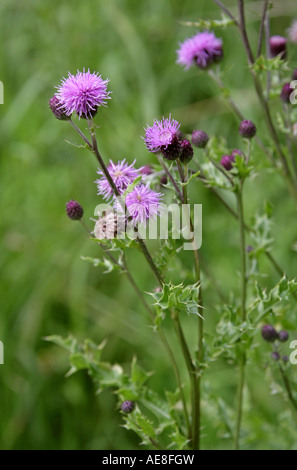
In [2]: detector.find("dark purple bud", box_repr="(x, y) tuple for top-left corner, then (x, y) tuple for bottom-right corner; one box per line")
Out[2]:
(246, 245), (254, 253)
(140, 165), (153, 176)
(271, 351), (280, 361)
(160, 174), (168, 185)
(220, 155), (234, 171)
(66, 200), (84, 221)
(292, 69), (297, 81)
(121, 400), (135, 413)
(192, 130), (209, 148)
(269, 35), (287, 59)
(261, 324), (278, 342)
(239, 120), (257, 139)
(280, 83), (294, 103)
(179, 139), (194, 164)
(282, 355), (289, 363)
(278, 330), (289, 342)
(49, 95), (70, 121)
(161, 135), (182, 161)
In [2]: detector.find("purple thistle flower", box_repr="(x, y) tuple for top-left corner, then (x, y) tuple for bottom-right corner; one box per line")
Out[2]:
(288, 20), (297, 44)
(269, 35), (287, 59)
(292, 69), (297, 81)
(95, 159), (139, 200)
(56, 68), (111, 119)
(280, 83), (294, 103)
(143, 115), (181, 160)
(177, 31), (223, 70)
(125, 185), (162, 225)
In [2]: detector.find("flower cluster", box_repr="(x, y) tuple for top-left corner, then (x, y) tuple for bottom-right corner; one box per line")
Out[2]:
(95, 159), (162, 229)
(261, 324), (289, 363)
(143, 115), (194, 163)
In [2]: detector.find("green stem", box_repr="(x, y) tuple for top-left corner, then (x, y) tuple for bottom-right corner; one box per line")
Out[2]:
(234, 182), (247, 449)
(171, 310), (200, 449)
(178, 160), (203, 450)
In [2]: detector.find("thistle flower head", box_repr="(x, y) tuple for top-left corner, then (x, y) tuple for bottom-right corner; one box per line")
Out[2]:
(271, 351), (280, 361)
(66, 200), (84, 220)
(177, 31), (223, 70)
(280, 83), (293, 103)
(278, 330), (289, 342)
(288, 20), (297, 43)
(56, 68), (111, 119)
(179, 139), (194, 164)
(121, 401), (135, 413)
(95, 159), (139, 200)
(125, 185), (162, 225)
(49, 95), (70, 121)
(261, 324), (278, 342)
(269, 35), (287, 59)
(239, 120), (257, 139)
(220, 155), (234, 171)
(143, 115), (181, 157)
(192, 130), (209, 148)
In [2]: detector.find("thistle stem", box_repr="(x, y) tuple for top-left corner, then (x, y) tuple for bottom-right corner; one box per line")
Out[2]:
(178, 160), (203, 450)
(234, 182), (247, 449)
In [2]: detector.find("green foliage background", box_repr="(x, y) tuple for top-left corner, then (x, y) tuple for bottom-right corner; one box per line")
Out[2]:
(0, 0), (296, 449)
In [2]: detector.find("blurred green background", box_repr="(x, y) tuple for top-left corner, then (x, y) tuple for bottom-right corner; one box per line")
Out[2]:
(1, 0), (297, 450)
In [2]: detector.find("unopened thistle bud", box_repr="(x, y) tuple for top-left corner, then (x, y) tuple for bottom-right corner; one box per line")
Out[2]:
(269, 35), (287, 59)
(49, 95), (70, 121)
(220, 155), (234, 171)
(121, 400), (135, 413)
(66, 200), (84, 220)
(271, 351), (280, 361)
(192, 130), (209, 148)
(179, 139), (194, 164)
(280, 83), (294, 103)
(239, 120), (257, 139)
(261, 324), (278, 342)
(278, 330), (289, 342)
